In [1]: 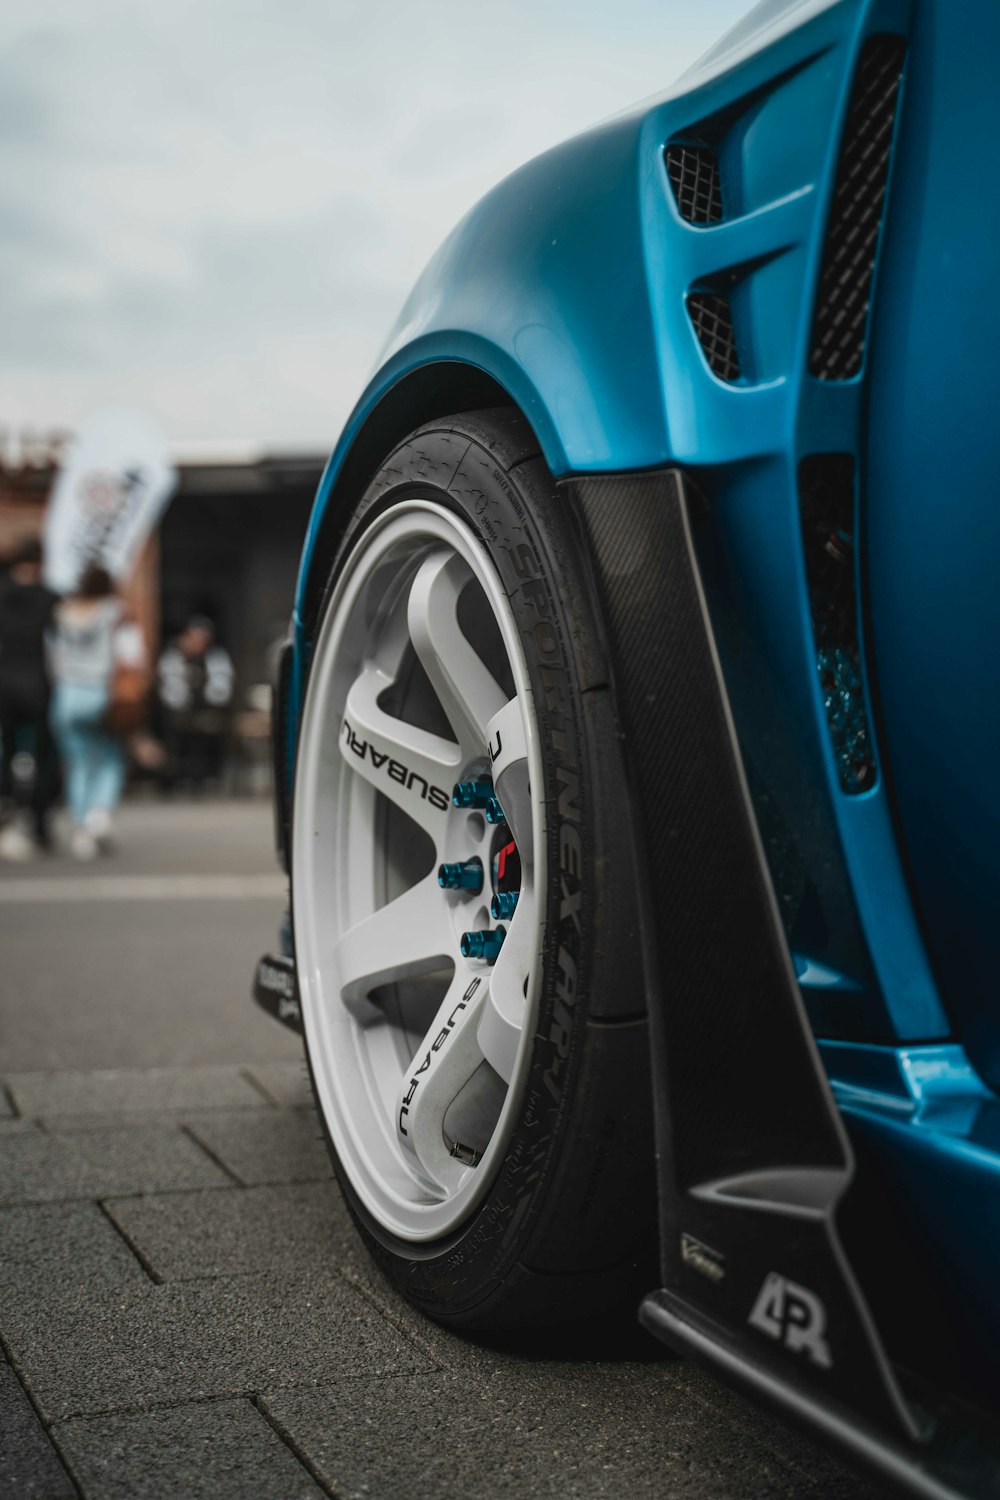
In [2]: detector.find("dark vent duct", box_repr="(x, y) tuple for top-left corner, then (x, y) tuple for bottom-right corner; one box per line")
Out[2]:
(665, 144), (723, 224)
(809, 35), (906, 380)
(799, 455), (876, 793)
(688, 291), (740, 381)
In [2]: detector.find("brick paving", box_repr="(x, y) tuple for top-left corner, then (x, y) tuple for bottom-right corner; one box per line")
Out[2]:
(0, 800), (885, 1498)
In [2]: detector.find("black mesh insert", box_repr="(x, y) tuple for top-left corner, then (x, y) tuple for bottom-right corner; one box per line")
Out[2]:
(688, 291), (740, 381)
(665, 144), (722, 224)
(799, 455), (876, 793)
(809, 35), (906, 380)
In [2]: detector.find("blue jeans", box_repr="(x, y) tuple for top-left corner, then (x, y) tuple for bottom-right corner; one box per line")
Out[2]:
(51, 684), (124, 826)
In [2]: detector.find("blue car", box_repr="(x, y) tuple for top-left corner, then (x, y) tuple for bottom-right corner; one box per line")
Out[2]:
(254, 1), (1000, 1492)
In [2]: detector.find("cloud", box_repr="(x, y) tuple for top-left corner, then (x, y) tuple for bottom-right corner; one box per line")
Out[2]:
(0, 0), (753, 447)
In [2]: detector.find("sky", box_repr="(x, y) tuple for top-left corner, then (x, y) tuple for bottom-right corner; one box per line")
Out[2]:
(0, 0), (753, 453)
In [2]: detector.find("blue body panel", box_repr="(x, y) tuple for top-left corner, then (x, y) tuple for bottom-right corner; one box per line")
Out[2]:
(289, 0), (1000, 1413)
(864, 6), (1000, 1091)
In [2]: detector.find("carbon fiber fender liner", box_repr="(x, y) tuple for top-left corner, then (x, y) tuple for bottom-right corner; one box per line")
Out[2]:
(559, 470), (921, 1445)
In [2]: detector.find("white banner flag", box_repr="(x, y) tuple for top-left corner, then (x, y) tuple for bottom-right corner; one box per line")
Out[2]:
(43, 408), (177, 594)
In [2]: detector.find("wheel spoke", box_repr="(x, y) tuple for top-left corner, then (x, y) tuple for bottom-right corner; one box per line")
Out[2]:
(477, 887), (533, 1083)
(342, 667), (461, 841)
(335, 873), (453, 1006)
(486, 696), (532, 855)
(407, 550), (507, 756)
(396, 970), (489, 1192)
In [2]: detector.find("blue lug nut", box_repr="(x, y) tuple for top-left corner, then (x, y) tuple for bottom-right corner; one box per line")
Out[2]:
(484, 795), (506, 825)
(461, 928), (506, 963)
(452, 780), (494, 810)
(438, 858), (484, 893)
(491, 890), (519, 920)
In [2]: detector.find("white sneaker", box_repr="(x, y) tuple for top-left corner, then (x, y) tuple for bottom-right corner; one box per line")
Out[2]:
(84, 809), (114, 851)
(71, 827), (98, 862)
(0, 822), (34, 863)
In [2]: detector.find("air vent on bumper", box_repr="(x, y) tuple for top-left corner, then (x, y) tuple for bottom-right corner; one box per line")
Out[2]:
(665, 144), (723, 224)
(799, 455), (876, 793)
(809, 34), (906, 380)
(688, 290), (740, 381)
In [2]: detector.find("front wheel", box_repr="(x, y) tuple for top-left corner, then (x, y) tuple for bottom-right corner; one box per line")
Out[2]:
(293, 408), (655, 1329)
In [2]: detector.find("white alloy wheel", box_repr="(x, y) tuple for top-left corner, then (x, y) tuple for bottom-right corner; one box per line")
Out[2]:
(293, 499), (546, 1242)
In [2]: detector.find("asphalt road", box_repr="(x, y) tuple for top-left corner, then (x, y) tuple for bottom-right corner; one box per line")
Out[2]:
(0, 798), (886, 1499)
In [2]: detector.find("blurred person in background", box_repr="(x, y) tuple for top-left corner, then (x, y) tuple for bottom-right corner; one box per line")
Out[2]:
(0, 538), (60, 860)
(156, 615), (234, 790)
(50, 562), (146, 860)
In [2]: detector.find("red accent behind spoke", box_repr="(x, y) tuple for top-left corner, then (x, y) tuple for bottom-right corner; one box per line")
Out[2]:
(497, 839), (517, 882)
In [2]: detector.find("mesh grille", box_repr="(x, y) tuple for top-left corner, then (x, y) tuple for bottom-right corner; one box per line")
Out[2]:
(809, 35), (906, 380)
(799, 455), (876, 793)
(665, 144), (723, 224)
(688, 292), (741, 381)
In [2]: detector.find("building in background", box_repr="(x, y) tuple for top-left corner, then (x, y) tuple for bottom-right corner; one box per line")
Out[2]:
(160, 448), (321, 703)
(0, 432), (323, 784)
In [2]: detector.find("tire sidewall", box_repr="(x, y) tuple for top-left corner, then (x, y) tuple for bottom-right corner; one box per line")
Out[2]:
(294, 422), (628, 1322)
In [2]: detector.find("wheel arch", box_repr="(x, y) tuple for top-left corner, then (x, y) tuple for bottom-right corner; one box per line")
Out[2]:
(280, 340), (607, 870)
(294, 353), (547, 647)
(293, 95), (669, 645)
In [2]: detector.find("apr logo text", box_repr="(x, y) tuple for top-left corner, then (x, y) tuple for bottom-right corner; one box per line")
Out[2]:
(748, 1273), (832, 1369)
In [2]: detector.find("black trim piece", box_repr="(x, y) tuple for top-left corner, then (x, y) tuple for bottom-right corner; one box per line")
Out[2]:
(665, 143), (723, 224)
(809, 34), (906, 380)
(252, 952), (302, 1034)
(272, 637), (293, 873)
(799, 455), (876, 793)
(687, 291), (741, 381)
(561, 470), (919, 1444)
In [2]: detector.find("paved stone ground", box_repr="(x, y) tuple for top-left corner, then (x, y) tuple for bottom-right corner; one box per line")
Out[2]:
(0, 799), (887, 1498)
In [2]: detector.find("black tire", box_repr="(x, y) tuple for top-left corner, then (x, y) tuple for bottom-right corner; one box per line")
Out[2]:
(295, 407), (656, 1331)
